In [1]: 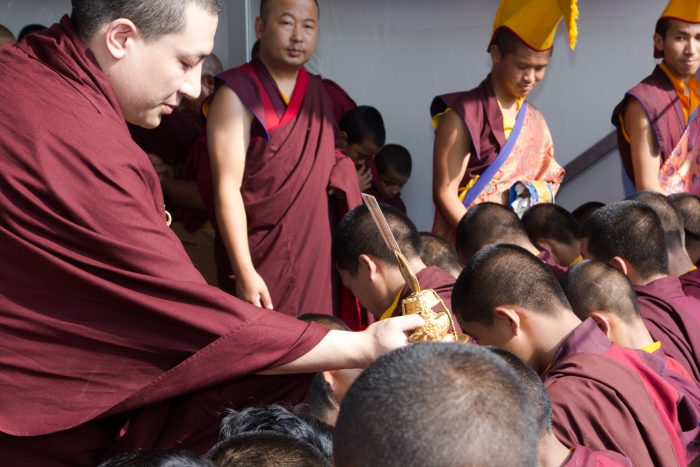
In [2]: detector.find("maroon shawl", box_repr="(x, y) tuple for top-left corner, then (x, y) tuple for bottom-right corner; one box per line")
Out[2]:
(0, 18), (328, 464)
(211, 58), (361, 316)
(634, 277), (700, 381)
(544, 319), (687, 466)
(565, 446), (632, 467)
(611, 66), (686, 181)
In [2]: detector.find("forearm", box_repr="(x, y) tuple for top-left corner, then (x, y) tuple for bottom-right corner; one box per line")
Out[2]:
(434, 187), (468, 229)
(161, 178), (205, 209)
(215, 191), (255, 276)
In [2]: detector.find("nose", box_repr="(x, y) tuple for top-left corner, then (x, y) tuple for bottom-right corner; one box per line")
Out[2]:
(291, 23), (303, 42)
(523, 68), (535, 84)
(180, 64), (203, 101)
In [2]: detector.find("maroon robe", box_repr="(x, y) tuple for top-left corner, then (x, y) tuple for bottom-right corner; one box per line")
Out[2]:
(538, 249), (568, 280)
(128, 109), (203, 166)
(387, 266), (462, 334)
(611, 66), (686, 181)
(634, 276), (700, 381)
(0, 18), (329, 466)
(365, 185), (407, 213)
(210, 58), (361, 316)
(320, 77), (357, 124)
(544, 318), (687, 466)
(681, 268), (700, 304)
(565, 446), (633, 467)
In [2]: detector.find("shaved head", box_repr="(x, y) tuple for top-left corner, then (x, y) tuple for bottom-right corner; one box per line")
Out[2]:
(419, 232), (463, 278)
(670, 193), (700, 242)
(522, 204), (579, 246)
(456, 202), (530, 261)
(561, 260), (641, 325)
(627, 191), (685, 253)
(260, 0), (319, 20)
(0, 25), (16, 46)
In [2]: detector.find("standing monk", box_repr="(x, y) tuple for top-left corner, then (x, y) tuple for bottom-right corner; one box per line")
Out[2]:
(207, 0), (360, 314)
(431, 0), (572, 242)
(612, 0), (700, 195)
(0, 1), (423, 465)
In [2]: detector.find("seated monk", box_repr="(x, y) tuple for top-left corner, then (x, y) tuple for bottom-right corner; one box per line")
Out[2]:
(334, 343), (540, 467)
(419, 232), (463, 279)
(338, 105), (386, 192)
(332, 205), (459, 330)
(453, 244), (690, 466)
(669, 193), (700, 266)
(581, 201), (700, 381)
(455, 202), (567, 278)
(522, 203), (582, 267)
(365, 144), (412, 213)
(490, 348), (633, 467)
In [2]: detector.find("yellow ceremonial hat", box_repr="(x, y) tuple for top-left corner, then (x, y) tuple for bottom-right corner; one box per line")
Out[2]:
(655, 0), (700, 57)
(490, 0), (579, 52)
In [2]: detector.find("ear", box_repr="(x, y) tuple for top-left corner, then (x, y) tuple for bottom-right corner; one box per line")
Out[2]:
(493, 306), (521, 337)
(104, 19), (140, 60)
(358, 254), (378, 280)
(255, 16), (265, 39)
(653, 32), (664, 56)
(609, 256), (629, 276)
(489, 44), (502, 66)
(536, 240), (555, 256)
(588, 312), (612, 339)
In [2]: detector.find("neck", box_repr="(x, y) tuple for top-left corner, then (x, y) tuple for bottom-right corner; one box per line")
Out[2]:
(662, 59), (692, 87)
(686, 240), (700, 265)
(490, 73), (518, 109)
(539, 431), (573, 467)
(258, 53), (300, 89)
(518, 239), (541, 257)
(379, 259), (427, 317)
(622, 321), (656, 349)
(668, 249), (695, 276)
(535, 312), (581, 375)
(630, 272), (668, 286)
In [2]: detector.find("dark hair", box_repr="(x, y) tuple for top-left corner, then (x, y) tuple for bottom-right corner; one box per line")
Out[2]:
(489, 347), (552, 437)
(334, 343), (539, 467)
(375, 144), (412, 178)
(571, 201), (605, 226)
(296, 313), (350, 331)
(522, 204), (579, 245)
(18, 24), (46, 40)
(209, 431), (329, 467)
(656, 18), (673, 39)
(626, 191), (685, 253)
(491, 26), (552, 57)
(669, 193), (700, 241)
(581, 201), (669, 280)
(452, 244), (572, 326)
(455, 202), (530, 262)
(332, 204), (421, 276)
(99, 449), (213, 467)
(304, 373), (339, 426)
(260, 0), (319, 20)
(71, 0), (222, 42)
(339, 106), (386, 147)
(419, 232), (463, 277)
(560, 260), (641, 325)
(219, 405), (333, 462)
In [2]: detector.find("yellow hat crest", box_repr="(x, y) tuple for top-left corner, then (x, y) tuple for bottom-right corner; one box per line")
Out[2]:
(655, 0), (700, 58)
(491, 0), (579, 52)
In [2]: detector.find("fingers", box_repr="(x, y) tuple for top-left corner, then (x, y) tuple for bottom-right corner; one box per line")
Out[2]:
(389, 314), (426, 333)
(261, 288), (274, 310)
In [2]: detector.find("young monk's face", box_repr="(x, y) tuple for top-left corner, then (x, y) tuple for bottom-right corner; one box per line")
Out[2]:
(111, 3), (218, 128)
(656, 20), (700, 78)
(492, 43), (551, 99)
(378, 168), (409, 199)
(256, 0), (319, 70)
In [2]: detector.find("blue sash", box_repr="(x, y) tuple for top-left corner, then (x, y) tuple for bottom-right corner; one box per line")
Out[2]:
(462, 101), (528, 208)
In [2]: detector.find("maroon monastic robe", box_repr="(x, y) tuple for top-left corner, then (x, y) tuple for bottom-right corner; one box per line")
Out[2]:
(320, 77), (357, 124)
(634, 276), (700, 381)
(565, 446), (633, 467)
(0, 18), (329, 466)
(544, 319), (688, 467)
(210, 58), (361, 316)
(538, 249), (568, 280)
(128, 109), (203, 166)
(365, 185), (407, 213)
(611, 66), (686, 182)
(681, 268), (700, 304)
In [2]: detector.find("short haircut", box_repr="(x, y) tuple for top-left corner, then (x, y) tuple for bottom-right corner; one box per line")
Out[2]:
(202, 53), (224, 77)
(419, 232), (463, 277)
(209, 431), (329, 467)
(581, 201), (669, 279)
(260, 0), (319, 20)
(219, 405), (332, 463)
(491, 27), (552, 57)
(627, 191), (685, 252)
(99, 449), (213, 467)
(489, 347), (552, 437)
(375, 144), (412, 178)
(338, 106), (386, 147)
(332, 204), (421, 276)
(334, 343), (538, 467)
(656, 18), (673, 39)
(571, 201), (605, 226)
(560, 260), (641, 325)
(522, 204), (579, 245)
(452, 244), (572, 326)
(455, 202), (530, 261)
(296, 313), (350, 331)
(18, 24), (46, 40)
(669, 193), (700, 241)
(71, 0), (222, 42)
(0, 24), (15, 45)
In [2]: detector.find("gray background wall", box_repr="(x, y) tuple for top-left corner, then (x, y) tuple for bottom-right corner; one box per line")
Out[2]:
(1, 0), (673, 229)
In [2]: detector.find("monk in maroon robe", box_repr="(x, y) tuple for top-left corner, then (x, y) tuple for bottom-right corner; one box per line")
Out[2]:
(0, 6), (422, 466)
(332, 205), (462, 334)
(207, 0), (360, 316)
(453, 245), (688, 467)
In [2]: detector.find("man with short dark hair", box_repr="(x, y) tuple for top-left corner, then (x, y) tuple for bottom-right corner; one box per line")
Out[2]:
(0, 1), (423, 464)
(581, 201), (700, 380)
(522, 203), (581, 267)
(430, 0), (573, 242)
(453, 244), (689, 466)
(611, 0), (700, 193)
(207, 0), (361, 315)
(419, 232), (463, 279)
(334, 343), (540, 467)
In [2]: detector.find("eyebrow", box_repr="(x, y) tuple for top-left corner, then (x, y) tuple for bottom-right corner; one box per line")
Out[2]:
(181, 53), (209, 64)
(280, 11), (317, 23)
